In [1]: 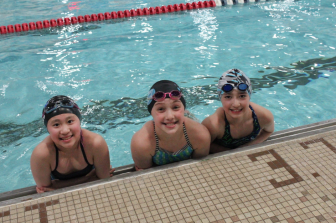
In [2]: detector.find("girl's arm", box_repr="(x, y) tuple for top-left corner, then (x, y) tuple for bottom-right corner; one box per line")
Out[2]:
(36, 169), (100, 193)
(91, 134), (114, 179)
(201, 110), (229, 153)
(30, 145), (53, 193)
(188, 120), (210, 158)
(243, 103), (274, 147)
(131, 130), (153, 170)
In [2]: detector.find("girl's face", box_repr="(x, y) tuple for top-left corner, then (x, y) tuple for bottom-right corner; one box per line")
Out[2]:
(47, 113), (81, 149)
(220, 89), (250, 118)
(151, 99), (185, 135)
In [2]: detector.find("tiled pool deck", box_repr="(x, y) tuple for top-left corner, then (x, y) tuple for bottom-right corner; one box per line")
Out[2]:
(1, 122), (336, 223)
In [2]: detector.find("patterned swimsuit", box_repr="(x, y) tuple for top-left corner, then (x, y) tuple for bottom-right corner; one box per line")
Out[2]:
(215, 105), (261, 149)
(152, 122), (194, 165)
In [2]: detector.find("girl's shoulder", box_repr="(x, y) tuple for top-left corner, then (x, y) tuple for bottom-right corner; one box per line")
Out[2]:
(131, 121), (156, 150)
(250, 102), (274, 126)
(81, 129), (105, 147)
(185, 118), (210, 137)
(32, 136), (54, 160)
(202, 107), (225, 129)
(184, 117), (211, 148)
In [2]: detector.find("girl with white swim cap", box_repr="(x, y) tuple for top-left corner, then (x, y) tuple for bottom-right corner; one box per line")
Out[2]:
(202, 69), (274, 153)
(31, 95), (114, 193)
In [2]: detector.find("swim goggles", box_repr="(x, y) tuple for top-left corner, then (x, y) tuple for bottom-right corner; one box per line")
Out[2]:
(221, 83), (248, 93)
(42, 98), (80, 118)
(148, 90), (183, 102)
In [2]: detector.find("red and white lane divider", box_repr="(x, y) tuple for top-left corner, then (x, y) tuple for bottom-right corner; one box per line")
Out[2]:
(0, 1), (218, 35)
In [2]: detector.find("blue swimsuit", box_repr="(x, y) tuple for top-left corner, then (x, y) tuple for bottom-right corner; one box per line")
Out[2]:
(152, 122), (194, 165)
(50, 142), (95, 180)
(215, 105), (261, 149)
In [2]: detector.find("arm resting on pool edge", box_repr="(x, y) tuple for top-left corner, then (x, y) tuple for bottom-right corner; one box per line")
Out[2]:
(90, 132), (115, 179)
(35, 169), (98, 193)
(35, 166), (115, 193)
(131, 130), (154, 171)
(241, 103), (275, 147)
(130, 122), (155, 171)
(185, 117), (211, 159)
(201, 109), (229, 154)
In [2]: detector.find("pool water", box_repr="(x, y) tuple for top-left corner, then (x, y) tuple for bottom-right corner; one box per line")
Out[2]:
(0, 0), (335, 193)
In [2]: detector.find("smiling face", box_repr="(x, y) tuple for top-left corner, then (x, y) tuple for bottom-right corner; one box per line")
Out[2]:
(220, 89), (250, 118)
(151, 98), (185, 134)
(47, 113), (81, 149)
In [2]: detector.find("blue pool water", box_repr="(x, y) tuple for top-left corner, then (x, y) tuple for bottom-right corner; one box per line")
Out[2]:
(0, 0), (335, 193)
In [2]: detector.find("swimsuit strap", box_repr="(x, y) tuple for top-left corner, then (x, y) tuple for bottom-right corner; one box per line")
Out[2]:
(153, 122), (160, 151)
(80, 141), (91, 166)
(182, 123), (193, 148)
(153, 122), (192, 151)
(249, 105), (260, 126)
(53, 143), (59, 171)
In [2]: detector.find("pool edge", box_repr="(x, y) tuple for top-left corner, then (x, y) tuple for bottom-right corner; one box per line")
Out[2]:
(1, 117), (336, 207)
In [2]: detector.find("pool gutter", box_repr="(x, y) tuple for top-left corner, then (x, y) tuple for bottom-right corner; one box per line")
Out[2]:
(1, 118), (336, 207)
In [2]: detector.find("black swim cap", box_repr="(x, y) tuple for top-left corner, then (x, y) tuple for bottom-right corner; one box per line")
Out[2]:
(147, 80), (186, 114)
(42, 95), (82, 127)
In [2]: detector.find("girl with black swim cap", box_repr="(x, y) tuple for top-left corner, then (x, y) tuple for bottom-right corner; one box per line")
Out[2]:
(202, 69), (274, 153)
(31, 95), (114, 193)
(131, 80), (210, 169)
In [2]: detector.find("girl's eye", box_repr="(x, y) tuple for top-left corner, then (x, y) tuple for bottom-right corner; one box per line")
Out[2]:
(68, 119), (73, 124)
(173, 105), (180, 109)
(224, 95), (231, 99)
(53, 123), (59, 127)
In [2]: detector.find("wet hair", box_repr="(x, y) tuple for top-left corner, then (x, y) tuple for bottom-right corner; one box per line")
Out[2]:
(42, 95), (81, 127)
(147, 80), (186, 114)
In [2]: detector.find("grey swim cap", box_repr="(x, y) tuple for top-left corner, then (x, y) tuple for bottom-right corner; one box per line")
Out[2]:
(217, 68), (252, 98)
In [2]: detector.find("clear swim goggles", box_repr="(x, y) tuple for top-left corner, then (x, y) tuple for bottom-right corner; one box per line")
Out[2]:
(42, 98), (80, 118)
(148, 90), (183, 102)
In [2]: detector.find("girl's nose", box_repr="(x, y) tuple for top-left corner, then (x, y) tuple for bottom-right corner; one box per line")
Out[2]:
(60, 125), (70, 134)
(165, 108), (174, 119)
(232, 98), (240, 107)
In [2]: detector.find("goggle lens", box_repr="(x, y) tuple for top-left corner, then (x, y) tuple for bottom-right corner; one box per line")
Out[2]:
(153, 92), (164, 100)
(170, 90), (181, 98)
(223, 84), (233, 92)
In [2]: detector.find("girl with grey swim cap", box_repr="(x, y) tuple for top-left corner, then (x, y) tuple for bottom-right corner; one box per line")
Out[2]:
(131, 80), (211, 170)
(202, 69), (274, 153)
(31, 95), (114, 193)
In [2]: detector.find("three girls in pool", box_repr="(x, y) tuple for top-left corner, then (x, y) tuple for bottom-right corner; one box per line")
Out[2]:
(31, 68), (274, 193)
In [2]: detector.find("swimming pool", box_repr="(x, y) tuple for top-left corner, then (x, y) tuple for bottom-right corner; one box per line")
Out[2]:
(0, 0), (335, 193)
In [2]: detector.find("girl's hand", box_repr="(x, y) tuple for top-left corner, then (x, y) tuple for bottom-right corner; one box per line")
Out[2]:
(36, 186), (54, 193)
(135, 166), (143, 171)
(110, 166), (116, 177)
